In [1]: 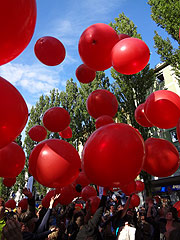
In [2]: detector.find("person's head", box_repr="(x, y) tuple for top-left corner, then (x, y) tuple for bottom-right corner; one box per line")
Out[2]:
(73, 212), (84, 227)
(145, 197), (154, 205)
(166, 207), (178, 222)
(109, 205), (115, 213)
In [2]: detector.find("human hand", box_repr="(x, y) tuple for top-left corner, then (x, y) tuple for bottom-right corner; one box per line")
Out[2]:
(49, 194), (61, 209)
(2, 220), (23, 240)
(22, 188), (32, 199)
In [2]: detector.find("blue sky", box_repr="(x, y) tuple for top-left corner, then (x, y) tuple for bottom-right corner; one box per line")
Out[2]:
(0, 0), (172, 110)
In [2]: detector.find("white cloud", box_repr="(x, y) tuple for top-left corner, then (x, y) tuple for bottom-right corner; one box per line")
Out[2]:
(0, 62), (65, 95)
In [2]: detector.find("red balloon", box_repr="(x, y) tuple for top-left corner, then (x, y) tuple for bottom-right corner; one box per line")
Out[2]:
(3, 178), (16, 187)
(76, 64), (96, 84)
(42, 190), (59, 208)
(144, 90), (180, 129)
(28, 125), (47, 142)
(135, 103), (153, 127)
(73, 171), (91, 188)
(0, 142), (25, 178)
(78, 23), (119, 71)
(18, 198), (28, 211)
(111, 38), (150, 75)
(82, 123), (145, 187)
(43, 107), (71, 132)
(81, 186), (97, 202)
(135, 180), (145, 192)
(95, 115), (114, 129)
(5, 199), (16, 209)
(29, 139), (81, 188)
(58, 184), (76, 205)
(86, 196), (100, 215)
(0, 0), (36, 65)
(121, 181), (136, 196)
(130, 194), (140, 207)
(173, 201), (180, 211)
(86, 89), (118, 119)
(0, 77), (28, 148)
(143, 138), (179, 177)
(34, 36), (66, 66)
(59, 126), (72, 139)
(118, 33), (130, 41)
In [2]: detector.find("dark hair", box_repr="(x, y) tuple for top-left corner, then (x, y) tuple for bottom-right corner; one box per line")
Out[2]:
(168, 207), (178, 221)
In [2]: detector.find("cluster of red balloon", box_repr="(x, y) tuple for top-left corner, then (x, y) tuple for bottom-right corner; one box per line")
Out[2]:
(134, 89), (180, 178)
(0, 1), (37, 184)
(78, 23), (150, 75)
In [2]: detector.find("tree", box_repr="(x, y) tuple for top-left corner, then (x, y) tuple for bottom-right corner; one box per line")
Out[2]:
(110, 13), (156, 196)
(148, 0), (180, 80)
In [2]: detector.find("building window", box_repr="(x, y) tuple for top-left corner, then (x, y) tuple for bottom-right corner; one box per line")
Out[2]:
(170, 130), (178, 143)
(156, 72), (164, 83)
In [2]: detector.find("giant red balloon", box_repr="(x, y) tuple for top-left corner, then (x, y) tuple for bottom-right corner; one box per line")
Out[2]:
(144, 90), (180, 129)
(78, 23), (119, 71)
(135, 180), (145, 192)
(135, 103), (153, 127)
(121, 181), (136, 196)
(18, 199), (28, 211)
(73, 171), (91, 188)
(28, 125), (47, 142)
(59, 126), (72, 139)
(34, 36), (66, 66)
(95, 115), (114, 129)
(0, 77), (28, 148)
(143, 138), (180, 177)
(130, 194), (140, 207)
(3, 178), (16, 187)
(43, 107), (71, 132)
(76, 64), (96, 84)
(58, 184), (76, 205)
(81, 186), (97, 202)
(0, 142), (25, 178)
(29, 139), (81, 188)
(82, 123), (145, 187)
(111, 38), (150, 75)
(0, 0), (37, 65)
(5, 199), (16, 209)
(86, 196), (100, 215)
(86, 89), (118, 119)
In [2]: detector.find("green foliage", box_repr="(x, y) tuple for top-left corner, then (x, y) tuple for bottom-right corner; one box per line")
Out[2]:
(148, 0), (180, 81)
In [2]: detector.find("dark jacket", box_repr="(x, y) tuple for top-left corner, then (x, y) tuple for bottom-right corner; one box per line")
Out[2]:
(76, 195), (107, 240)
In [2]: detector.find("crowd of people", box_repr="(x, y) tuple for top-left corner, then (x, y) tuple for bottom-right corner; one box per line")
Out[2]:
(0, 187), (180, 240)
